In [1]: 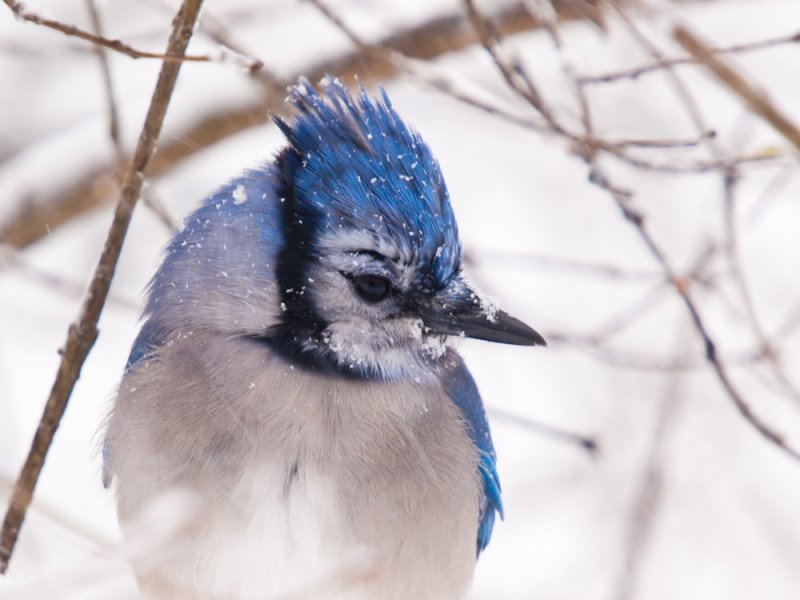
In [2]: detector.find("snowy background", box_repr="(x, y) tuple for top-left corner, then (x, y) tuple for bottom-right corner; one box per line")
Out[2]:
(2, 0), (800, 598)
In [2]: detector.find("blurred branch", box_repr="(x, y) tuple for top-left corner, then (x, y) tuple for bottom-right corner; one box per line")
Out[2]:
(606, 130), (716, 149)
(673, 23), (800, 402)
(145, 0), (275, 85)
(307, 0), (546, 134)
(309, 1), (728, 162)
(489, 408), (599, 456)
(0, 243), (139, 310)
(461, 0), (800, 462)
(84, 0), (122, 157)
(579, 28), (800, 86)
(615, 336), (687, 600)
(466, 249), (660, 280)
(0, 0), (205, 574)
(84, 0), (174, 231)
(590, 167), (800, 461)
(0, 475), (118, 553)
(0, 0), (258, 69)
(609, 1), (727, 180)
(673, 24), (800, 153)
(2, 2), (789, 249)
(0, 1), (551, 249)
(461, 1), (787, 175)
(464, 0), (561, 129)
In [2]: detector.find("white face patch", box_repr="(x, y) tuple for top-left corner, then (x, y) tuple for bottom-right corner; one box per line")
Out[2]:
(317, 317), (446, 381)
(299, 228), (455, 379)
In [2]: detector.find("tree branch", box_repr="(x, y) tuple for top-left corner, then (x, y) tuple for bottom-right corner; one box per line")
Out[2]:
(673, 24), (800, 153)
(0, 2), (548, 249)
(0, 0), (205, 574)
(579, 28), (800, 86)
(0, 0), (245, 68)
(461, 2), (800, 462)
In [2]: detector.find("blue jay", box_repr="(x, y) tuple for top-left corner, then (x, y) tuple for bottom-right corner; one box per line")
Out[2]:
(104, 78), (545, 599)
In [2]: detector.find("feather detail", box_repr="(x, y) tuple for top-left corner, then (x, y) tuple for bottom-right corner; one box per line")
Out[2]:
(443, 351), (503, 555)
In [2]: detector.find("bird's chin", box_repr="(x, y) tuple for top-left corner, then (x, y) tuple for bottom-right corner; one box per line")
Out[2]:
(319, 318), (449, 381)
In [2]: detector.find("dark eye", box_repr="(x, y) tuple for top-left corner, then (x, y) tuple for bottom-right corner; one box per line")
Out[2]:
(353, 274), (391, 303)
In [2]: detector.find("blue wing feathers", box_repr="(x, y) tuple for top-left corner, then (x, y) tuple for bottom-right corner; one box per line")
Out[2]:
(126, 317), (169, 370)
(443, 351), (503, 556)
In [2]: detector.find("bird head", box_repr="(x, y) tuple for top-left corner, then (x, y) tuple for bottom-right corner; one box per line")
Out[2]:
(270, 78), (544, 379)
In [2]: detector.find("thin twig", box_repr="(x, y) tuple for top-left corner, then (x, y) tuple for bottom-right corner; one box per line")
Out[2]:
(307, 0), (552, 136)
(2, 0), (219, 66)
(0, 0), (205, 574)
(85, 0), (172, 232)
(671, 24), (800, 401)
(615, 333), (687, 600)
(606, 130), (716, 149)
(141, 188), (176, 231)
(610, 2), (724, 163)
(467, 249), (660, 280)
(464, 0), (800, 460)
(579, 29), (800, 85)
(0, 243), (139, 310)
(0, 2), (549, 249)
(607, 5), (777, 410)
(673, 24), (800, 153)
(489, 409), (599, 455)
(144, 0), (272, 79)
(459, 0), (782, 176)
(590, 167), (800, 461)
(463, 0), (561, 130)
(84, 0), (122, 157)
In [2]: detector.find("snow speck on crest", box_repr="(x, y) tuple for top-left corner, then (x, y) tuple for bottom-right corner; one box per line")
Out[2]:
(232, 184), (248, 205)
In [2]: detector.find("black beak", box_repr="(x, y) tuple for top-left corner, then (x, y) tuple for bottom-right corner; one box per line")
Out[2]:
(417, 278), (546, 347)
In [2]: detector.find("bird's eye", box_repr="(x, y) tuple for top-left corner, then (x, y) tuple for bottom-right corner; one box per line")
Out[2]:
(352, 274), (391, 303)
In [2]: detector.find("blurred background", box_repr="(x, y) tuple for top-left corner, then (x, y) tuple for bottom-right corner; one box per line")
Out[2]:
(2, 0), (800, 598)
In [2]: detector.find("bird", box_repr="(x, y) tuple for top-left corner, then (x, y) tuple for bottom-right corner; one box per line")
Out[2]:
(103, 77), (546, 600)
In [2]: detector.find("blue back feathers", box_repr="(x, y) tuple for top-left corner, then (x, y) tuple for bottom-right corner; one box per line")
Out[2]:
(274, 77), (462, 293)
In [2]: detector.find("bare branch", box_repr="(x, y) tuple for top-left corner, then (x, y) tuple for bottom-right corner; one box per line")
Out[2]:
(466, 249), (660, 281)
(589, 166), (800, 461)
(0, 0), (205, 573)
(489, 408), (599, 456)
(1, 0), (235, 67)
(579, 28), (800, 86)
(0, 2), (550, 249)
(463, 0), (561, 130)
(84, 0), (122, 156)
(606, 130), (716, 149)
(472, 1), (800, 461)
(615, 341), (687, 600)
(307, 0), (552, 135)
(0, 243), (139, 310)
(673, 24), (800, 153)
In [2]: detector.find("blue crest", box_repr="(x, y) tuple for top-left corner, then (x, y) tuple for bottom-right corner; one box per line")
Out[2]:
(274, 77), (462, 292)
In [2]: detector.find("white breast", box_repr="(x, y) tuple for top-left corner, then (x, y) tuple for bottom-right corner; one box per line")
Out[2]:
(106, 332), (480, 599)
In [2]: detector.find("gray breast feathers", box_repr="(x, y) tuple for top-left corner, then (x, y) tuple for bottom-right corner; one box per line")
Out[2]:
(104, 331), (480, 599)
